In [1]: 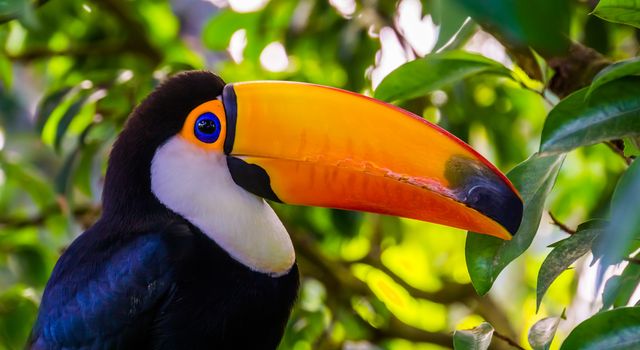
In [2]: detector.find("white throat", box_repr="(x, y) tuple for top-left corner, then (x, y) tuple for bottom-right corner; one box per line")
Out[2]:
(150, 136), (295, 276)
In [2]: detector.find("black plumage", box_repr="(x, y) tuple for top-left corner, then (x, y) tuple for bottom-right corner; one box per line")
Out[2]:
(28, 71), (300, 349)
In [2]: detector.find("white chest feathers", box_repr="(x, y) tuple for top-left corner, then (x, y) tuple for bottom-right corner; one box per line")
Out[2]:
(150, 136), (295, 276)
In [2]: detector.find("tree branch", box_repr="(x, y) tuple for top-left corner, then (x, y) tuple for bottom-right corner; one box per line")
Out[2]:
(478, 26), (609, 98)
(548, 211), (576, 235)
(492, 329), (526, 350)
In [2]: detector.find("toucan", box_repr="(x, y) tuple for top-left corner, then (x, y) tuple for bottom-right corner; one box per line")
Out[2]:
(28, 71), (522, 349)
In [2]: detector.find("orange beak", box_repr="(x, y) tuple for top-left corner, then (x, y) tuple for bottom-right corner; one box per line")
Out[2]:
(221, 81), (522, 239)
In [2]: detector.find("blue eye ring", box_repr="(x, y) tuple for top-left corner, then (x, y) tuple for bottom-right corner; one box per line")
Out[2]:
(194, 112), (221, 143)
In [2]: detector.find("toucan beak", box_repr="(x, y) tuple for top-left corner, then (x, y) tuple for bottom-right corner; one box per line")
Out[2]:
(221, 81), (523, 240)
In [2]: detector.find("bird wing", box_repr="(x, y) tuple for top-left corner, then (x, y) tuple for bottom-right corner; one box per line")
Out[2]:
(28, 222), (191, 349)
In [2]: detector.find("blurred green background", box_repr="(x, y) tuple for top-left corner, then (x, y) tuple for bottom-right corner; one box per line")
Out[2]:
(0, 0), (639, 349)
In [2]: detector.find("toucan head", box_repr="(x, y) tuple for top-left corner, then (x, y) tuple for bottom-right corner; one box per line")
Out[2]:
(102, 71), (522, 275)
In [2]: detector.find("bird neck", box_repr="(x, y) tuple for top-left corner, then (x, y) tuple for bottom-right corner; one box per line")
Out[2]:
(150, 136), (295, 277)
(101, 122), (179, 232)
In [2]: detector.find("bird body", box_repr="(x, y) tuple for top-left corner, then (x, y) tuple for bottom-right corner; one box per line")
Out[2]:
(30, 218), (298, 349)
(29, 71), (522, 349)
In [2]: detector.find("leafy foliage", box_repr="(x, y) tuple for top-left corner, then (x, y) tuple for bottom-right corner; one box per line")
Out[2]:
(453, 322), (494, 350)
(466, 153), (563, 295)
(536, 220), (605, 310)
(540, 77), (640, 155)
(560, 307), (640, 350)
(528, 316), (561, 350)
(593, 0), (640, 29)
(375, 51), (511, 102)
(0, 0), (639, 349)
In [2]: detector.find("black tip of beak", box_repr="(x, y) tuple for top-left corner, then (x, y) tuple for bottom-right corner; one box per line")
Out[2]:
(446, 156), (523, 236)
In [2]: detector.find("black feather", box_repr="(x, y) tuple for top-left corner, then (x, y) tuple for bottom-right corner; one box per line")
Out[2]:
(29, 71), (300, 349)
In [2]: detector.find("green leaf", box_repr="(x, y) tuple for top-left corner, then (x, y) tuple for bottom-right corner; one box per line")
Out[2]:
(624, 137), (640, 157)
(9, 245), (49, 286)
(0, 53), (12, 89)
(55, 147), (80, 195)
(75, 141), (102, 197)
(432, 0), (473, 51)
(466, 153), (564, 295)
(602, 263), (640, 310)
(560, 307), (640, 350)
(587, 57), (640, 99)
(0, 156), (55, 209)
(35, 87), (73, 132)
(452, 0), (570, 55)
(596, 160), (640, 283)
(0, 286), (39, 349)
(540, 77), (640, 155)
(536, 220), (605, 309)
(453, 322), (494, 350)
(593, 0), (640, 29)
(528, 316), (561, 350)
(202, 9), (261, 51)
(54, 94), (91, 151)
(374, 51), (511, 102)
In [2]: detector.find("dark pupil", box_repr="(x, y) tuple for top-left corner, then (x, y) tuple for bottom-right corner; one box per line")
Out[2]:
(197, 119), (217, 134)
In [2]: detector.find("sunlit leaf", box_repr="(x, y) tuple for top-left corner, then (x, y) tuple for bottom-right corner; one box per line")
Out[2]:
(54, 94), (91, 151)
(528, 316), (561, 350)
(540, 77), (640, 155)
(596, 160), (640, 285)
(466, 153), (564, 295)
(452, 0), (570, 54)
(593, 0), (640, 29)
(453, 322), (494, 350)
(374, 51), (511, 102)
(560, 307), (640, 350)
(536, 220), (606, 309)
(0, 53), (12, 89)
(35, 87), (73, 132)
(587, 57), (640, 99)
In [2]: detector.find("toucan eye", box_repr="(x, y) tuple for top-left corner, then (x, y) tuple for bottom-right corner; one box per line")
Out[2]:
(194, 112), (221, 143)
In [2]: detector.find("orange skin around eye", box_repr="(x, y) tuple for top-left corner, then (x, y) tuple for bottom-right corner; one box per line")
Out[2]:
(180, 100), (227, 152)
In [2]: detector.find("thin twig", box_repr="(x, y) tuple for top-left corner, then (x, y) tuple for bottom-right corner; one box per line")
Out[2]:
(548, 211), (576, 235)
(493, 329), (526, 350)
(605, 141), (633, 166)
(624, 257), (640, 265)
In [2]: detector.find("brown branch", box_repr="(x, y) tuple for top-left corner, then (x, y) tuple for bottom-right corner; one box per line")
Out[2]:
(545, 42), (611, 98)
(548, 211), (576, 235)
(624, 257), (640, 265)
(479, 26), (610, 98)
(492, 329), (526, 350)
(605, 140), (633, 166)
